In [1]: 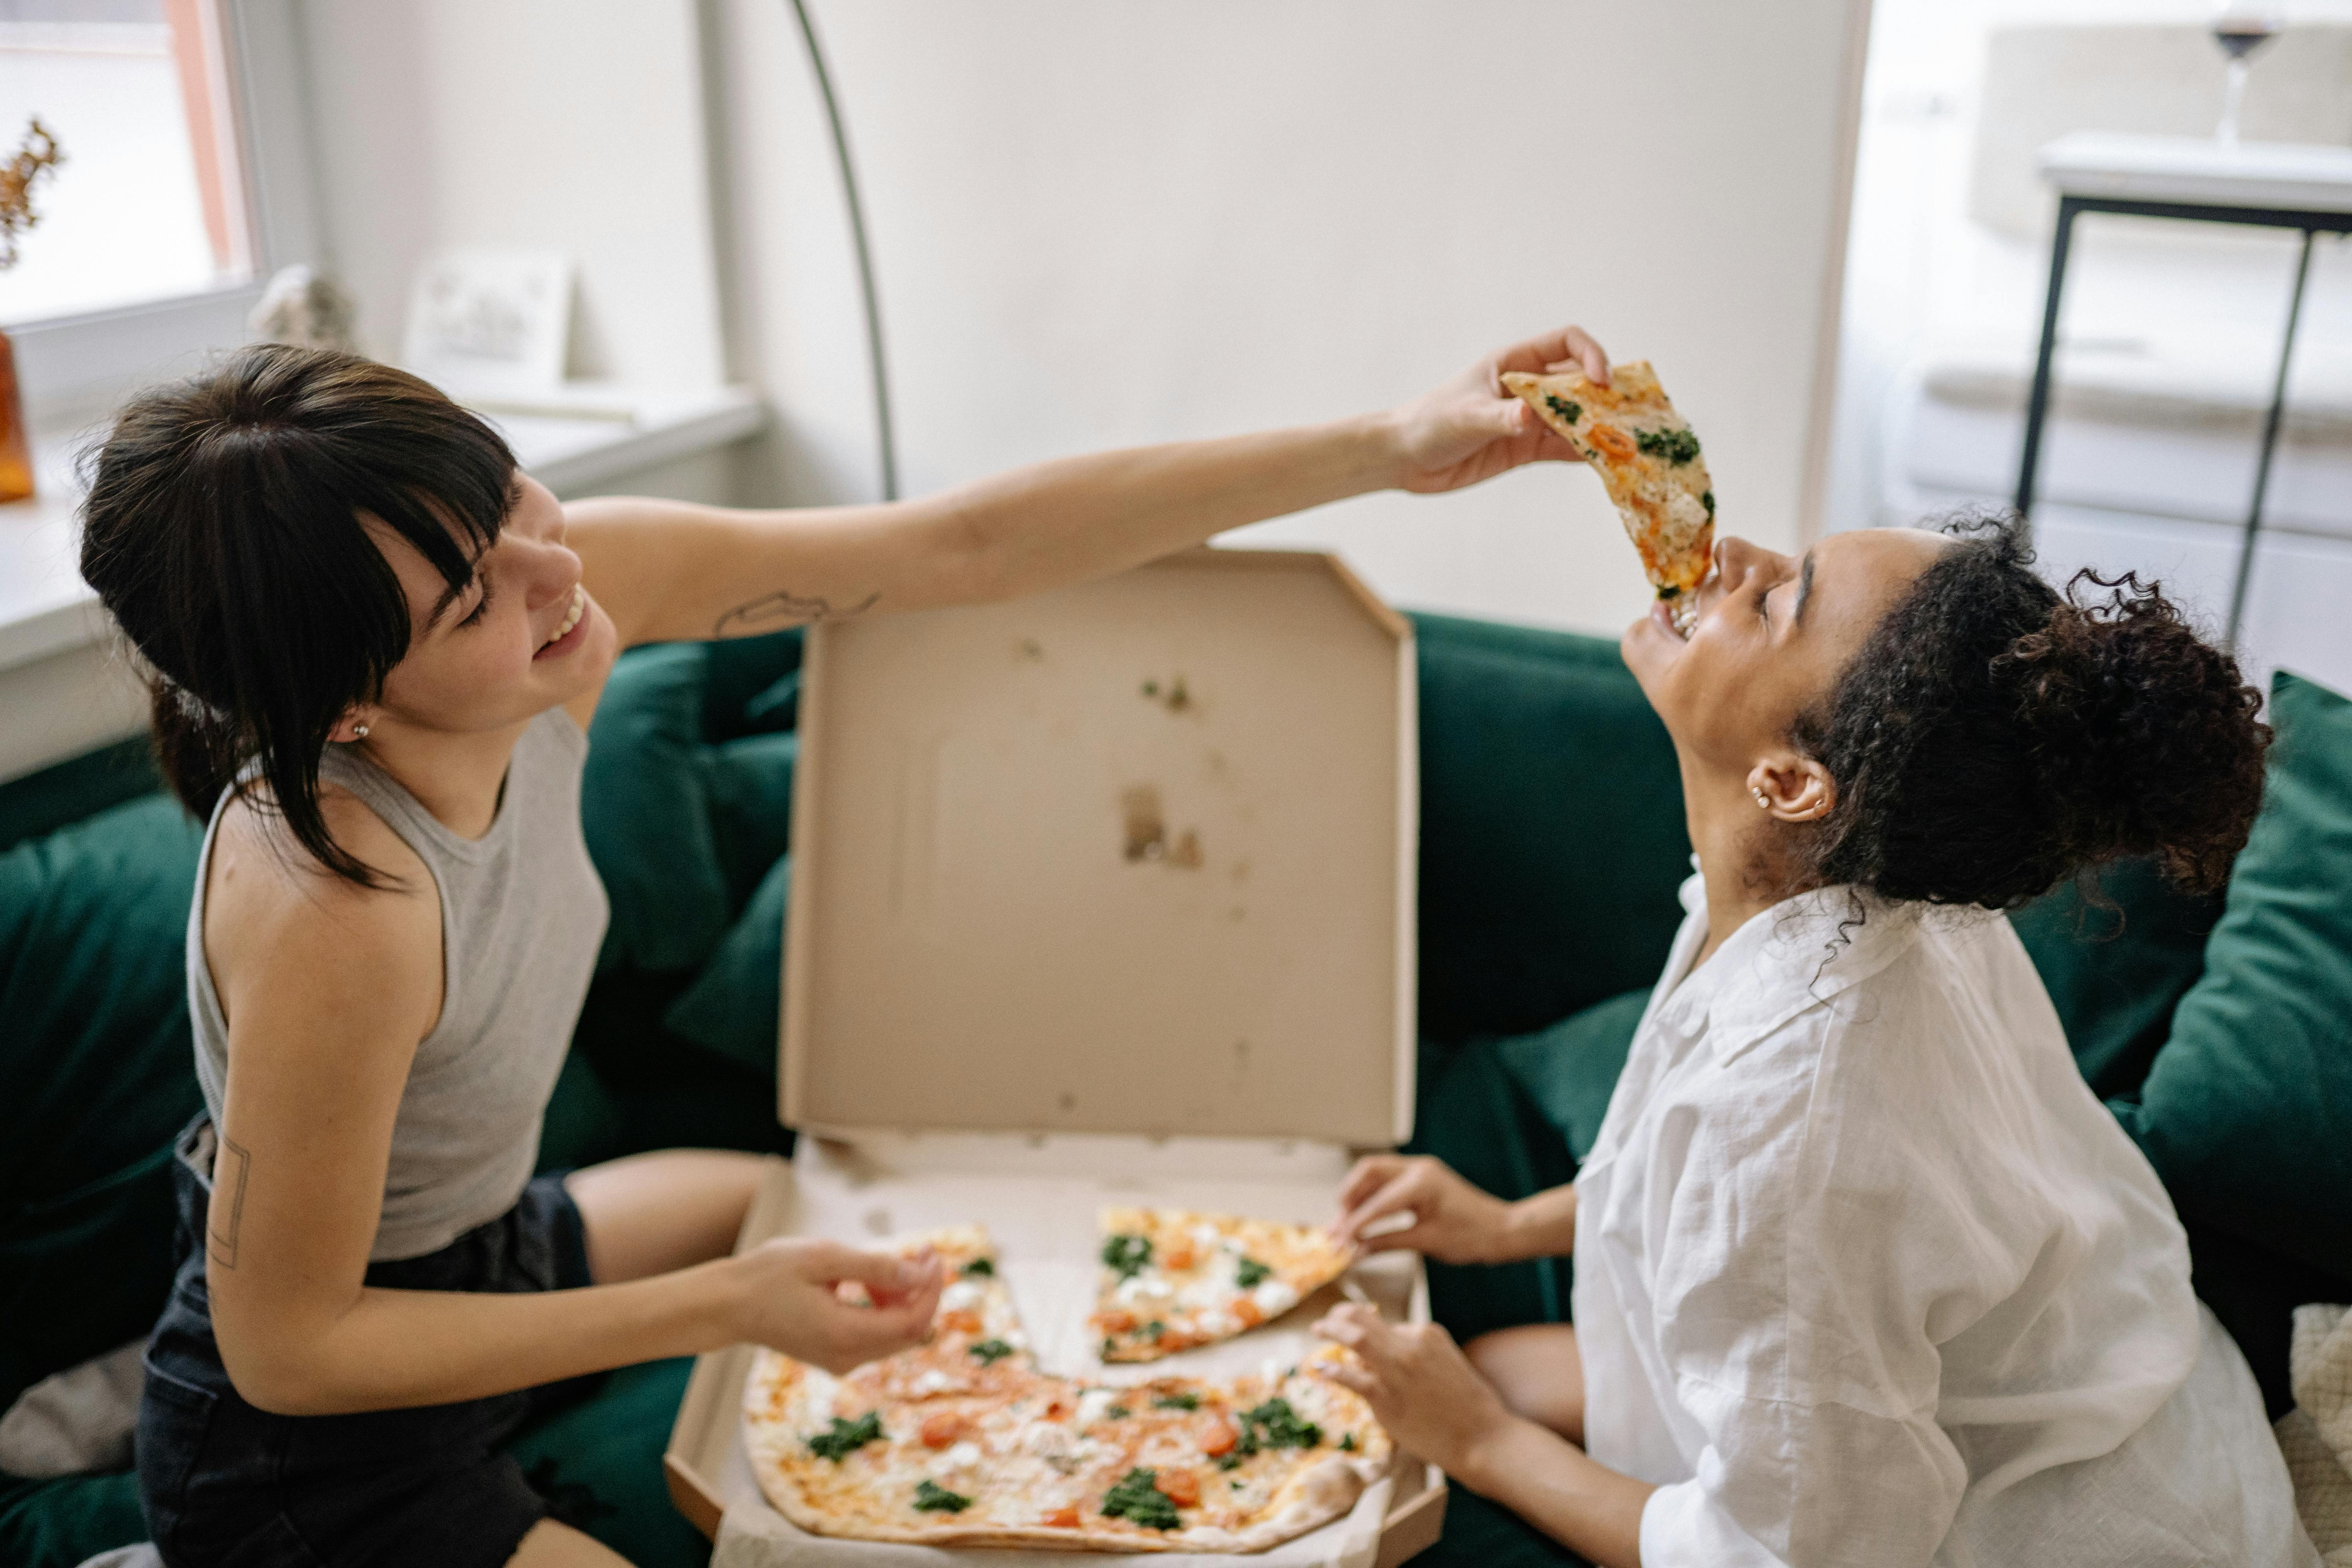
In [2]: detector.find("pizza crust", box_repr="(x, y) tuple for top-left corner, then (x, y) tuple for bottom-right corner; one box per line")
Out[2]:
(1502, 361), (1717, 607)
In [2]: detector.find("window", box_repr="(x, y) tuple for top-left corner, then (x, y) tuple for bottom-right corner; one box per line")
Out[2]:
(0, 0), (253, 327)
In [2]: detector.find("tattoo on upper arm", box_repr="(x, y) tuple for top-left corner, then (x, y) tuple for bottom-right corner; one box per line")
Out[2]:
(209, 1136), (252, 1269)
(713, 588), (879, 638)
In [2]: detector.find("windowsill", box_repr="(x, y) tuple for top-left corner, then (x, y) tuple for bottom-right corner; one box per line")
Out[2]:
(0, 383), (767, 673)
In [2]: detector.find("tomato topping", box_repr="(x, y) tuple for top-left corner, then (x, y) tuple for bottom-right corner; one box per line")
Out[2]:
(1095, 1308), (1137, 1334)
(1586, 423), (1637, 461)
(1156, 1468), (1200, 1506)
(939, 1309), (984, 1336)
(1042, 1505), (1081, 1529)
(1200, 1417), (1238, 1457)
(1163, 1243), (1196, 1271)
(1232, 1298), (1264, 1328)
(919, 1411), (969, 1448)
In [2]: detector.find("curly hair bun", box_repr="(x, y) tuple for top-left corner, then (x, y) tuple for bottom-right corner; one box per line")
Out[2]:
(1998, 570), (2267, 896)
(1793, 512), (2271, 909)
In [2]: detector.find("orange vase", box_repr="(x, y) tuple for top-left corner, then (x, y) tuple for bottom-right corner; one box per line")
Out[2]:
(0, 330), (31, 504)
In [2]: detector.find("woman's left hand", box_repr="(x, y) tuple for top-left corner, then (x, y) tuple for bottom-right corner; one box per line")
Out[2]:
(1313, 1302), (1521, 1475)
(1383, 326), (1610, 495)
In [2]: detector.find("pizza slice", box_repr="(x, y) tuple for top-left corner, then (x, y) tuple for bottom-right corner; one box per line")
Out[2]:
(1502, 360), (1717, 630)
(1090, 1207), (1355, 1363)
(743, 1347), (1393, 1550)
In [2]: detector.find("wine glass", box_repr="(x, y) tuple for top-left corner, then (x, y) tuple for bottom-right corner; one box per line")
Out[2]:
(2210, 2), (2285, 146)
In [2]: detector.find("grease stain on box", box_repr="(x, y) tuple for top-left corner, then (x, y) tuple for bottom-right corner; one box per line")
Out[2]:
(1120, 786), (1204, 868)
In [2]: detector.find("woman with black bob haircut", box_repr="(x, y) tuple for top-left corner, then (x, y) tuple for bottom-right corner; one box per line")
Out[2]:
(83, 328), (1616, 1568)
(1318, 512), (2315, 1566)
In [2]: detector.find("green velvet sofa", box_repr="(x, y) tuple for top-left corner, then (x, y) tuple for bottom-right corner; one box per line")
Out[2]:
(4, 613), (2346, 1568)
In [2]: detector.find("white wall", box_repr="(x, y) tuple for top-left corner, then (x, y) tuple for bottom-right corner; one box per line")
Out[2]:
(706, 0), (1868, 637)
(297, 0), (728, 392)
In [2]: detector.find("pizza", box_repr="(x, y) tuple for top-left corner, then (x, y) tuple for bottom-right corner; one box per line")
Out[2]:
(1502, 361), (1716, 630)
(742, 1225), (1394, 1552)
(1091, 1208), (1355, 1363)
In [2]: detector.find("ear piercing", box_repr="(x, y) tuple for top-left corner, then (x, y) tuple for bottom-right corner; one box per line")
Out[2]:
(353, 722), (370, 739)
(1752, 787), (1770, 809)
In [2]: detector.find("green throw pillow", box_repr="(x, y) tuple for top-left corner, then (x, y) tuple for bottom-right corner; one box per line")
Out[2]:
(0, 793), (205, 1414)
(2112, 671), (2352, 1292)
(1411, 614), (1688, 1044)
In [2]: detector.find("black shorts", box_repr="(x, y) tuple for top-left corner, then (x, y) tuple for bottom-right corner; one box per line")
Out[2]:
(138, 1119), (603, 1568)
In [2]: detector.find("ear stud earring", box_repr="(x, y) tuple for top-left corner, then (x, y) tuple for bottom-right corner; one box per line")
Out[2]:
(1752, 788), (1770, 809)
(353, 722), (370, 739)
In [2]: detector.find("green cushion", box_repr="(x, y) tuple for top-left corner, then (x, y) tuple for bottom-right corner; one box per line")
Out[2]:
(2010, 858), (2222, 1100)
(507, 1357), (711, 1568)
(582, 630), (801, 976)
(2112, 670), (2352, 1300)
(1491, 989), (1650, 1164)
(0, 1470), (145, 1568)
(665, 853), (791, 1081)
(1410, 614), (1688, 1044)
(0, 737), (164, 854)
(0, 793), (204, 1414)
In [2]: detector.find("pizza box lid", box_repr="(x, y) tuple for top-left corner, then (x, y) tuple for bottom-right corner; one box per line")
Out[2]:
(780, 547), (1418, 1151)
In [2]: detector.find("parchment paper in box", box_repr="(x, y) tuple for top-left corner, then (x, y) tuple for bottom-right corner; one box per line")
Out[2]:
(665, 550), (1441, 1564)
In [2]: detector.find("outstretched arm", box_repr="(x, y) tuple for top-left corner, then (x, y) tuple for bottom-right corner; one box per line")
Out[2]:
(569, 327), (1608, 648)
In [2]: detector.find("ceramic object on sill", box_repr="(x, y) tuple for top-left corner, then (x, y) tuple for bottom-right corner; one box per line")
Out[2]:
(0, 329), (29, 504)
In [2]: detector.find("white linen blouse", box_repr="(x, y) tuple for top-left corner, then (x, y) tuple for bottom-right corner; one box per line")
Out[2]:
(1571, 871), (2315, 1568)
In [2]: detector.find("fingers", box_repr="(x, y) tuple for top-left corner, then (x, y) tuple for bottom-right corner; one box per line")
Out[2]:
(1333, 1164), (1428, 1249)
(1492, 325), (1612, 385)
(800, 1239), (940, 1298)
(1332, 1155), (1406, 1222)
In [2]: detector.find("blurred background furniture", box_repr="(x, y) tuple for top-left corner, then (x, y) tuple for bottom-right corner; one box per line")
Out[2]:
(2015, 132), (2352, 643)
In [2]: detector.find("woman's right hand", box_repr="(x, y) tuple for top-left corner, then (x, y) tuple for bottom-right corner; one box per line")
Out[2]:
(1330, 1155), (1525, 1265)
(728, 1238), (944, 1374)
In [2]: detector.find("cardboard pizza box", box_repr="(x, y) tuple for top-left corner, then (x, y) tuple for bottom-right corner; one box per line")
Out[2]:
(664, 548), (1445, 1568)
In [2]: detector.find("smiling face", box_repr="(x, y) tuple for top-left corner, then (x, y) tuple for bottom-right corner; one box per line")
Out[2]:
(356, 473), (618, 740)
(1623, 528), (1949, 820)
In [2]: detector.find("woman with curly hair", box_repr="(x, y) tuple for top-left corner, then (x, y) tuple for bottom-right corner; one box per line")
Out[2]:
(1318, 513), (2314, 1567)
(80, 325), (1609, 1567)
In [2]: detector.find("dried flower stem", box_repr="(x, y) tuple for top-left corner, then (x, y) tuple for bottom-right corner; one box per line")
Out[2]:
(1, 118), (66, 272)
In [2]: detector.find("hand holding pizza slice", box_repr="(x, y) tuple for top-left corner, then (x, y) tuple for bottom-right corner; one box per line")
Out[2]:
(1501, 360), (1717, 631)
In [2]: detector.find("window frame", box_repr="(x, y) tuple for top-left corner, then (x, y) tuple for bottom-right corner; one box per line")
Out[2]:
(9, 0), (320, 428)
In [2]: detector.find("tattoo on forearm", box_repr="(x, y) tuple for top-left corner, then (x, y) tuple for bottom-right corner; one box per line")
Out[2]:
(209, 1137), (251, 1270)
(713, 588), (880, 637)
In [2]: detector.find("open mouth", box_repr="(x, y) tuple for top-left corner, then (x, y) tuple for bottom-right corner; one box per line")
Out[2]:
(535, 583), (588, 659)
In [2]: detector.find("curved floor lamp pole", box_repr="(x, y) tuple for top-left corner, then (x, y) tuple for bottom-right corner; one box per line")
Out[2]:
(787, 0), (899, 503)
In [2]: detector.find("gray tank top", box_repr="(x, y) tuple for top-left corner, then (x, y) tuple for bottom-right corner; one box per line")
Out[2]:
(187, 708), (610, 1261)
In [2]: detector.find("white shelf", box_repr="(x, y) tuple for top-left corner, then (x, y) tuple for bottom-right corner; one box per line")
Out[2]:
(0, 384), (766, 674)
(2039, 132), (2352, 214)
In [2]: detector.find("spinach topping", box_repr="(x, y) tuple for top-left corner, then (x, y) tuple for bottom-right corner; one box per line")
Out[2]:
(808, 1410), (884, 1462)
(1101, 1467), (1182, 1530)
(960, 1257), (995, 1277)
(1143, 1320), (1165, 1340)
(969, 1338), (1015, 1365)
(1544, 394), (1582, 426)
(913, 1479), (973, 1513)
(1234, 1397), (1322, 1455)
(1100, 1337), (1119, 1359)
(1102, 1234), (1153, 1281)
(1234, 1257), (1272, 1289)
(1214, 1452), (1244, 1472)
(1635, 426), (1701, 465)
(1701, 490), (1716, 519)
(1105, 1404), (1132, 1419)
(1152, 1391), (1201, 1411)
(1339, 1432), (1357, 1452)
